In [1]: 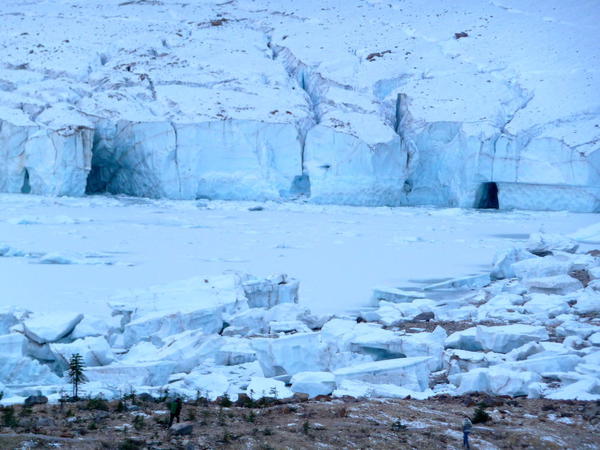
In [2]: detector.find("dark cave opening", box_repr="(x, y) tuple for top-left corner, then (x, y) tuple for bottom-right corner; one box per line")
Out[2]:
(476, 182), (499, 209)
(21, 169), (31, 194)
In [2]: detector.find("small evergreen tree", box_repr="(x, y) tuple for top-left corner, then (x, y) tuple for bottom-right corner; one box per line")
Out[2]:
(68, 353), (87, 399)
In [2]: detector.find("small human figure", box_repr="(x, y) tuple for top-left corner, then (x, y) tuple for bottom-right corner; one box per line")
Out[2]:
(463, 417), (473, 449)
(168, 398), (183, 427)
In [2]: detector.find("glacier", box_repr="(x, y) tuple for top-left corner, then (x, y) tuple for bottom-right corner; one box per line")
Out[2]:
(0, 0), (598, 211)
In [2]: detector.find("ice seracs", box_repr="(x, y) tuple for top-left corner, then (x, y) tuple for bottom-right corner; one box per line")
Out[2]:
(1, 231), (600, 404)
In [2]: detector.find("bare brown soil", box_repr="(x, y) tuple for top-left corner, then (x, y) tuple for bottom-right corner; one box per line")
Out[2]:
(1, 395), (598, 449)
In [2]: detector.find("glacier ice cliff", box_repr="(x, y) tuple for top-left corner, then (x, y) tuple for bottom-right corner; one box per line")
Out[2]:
(0, 0), (598, 211)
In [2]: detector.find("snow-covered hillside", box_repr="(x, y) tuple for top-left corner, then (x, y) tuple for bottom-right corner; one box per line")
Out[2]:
(1, 0), (599, 210)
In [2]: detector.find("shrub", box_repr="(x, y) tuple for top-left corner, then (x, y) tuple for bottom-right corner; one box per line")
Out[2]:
(87, 397), (109, 411)
(2, 406), (18, 427)
(219, 393), (232, 408)
(472, 406), (491, 424)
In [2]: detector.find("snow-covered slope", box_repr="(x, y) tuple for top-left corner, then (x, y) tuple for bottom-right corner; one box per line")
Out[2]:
(1, 0), (599, 210)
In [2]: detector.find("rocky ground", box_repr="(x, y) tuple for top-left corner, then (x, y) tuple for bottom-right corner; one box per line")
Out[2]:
(0, 394), (599, 449)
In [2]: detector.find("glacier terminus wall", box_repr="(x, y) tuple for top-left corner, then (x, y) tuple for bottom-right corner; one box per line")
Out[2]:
(0, 0), (598, 212)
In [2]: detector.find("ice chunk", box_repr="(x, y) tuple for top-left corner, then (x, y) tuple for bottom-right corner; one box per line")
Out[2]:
(86, 361), (176, 387)
(476, 325), (549, 353)
(0, 119), (92, 196)
(122, 307), (223, 348)
(526, 233), (579, 255)
(424, 273), (491, 291)
(252, 332), (327, 377)
(0, 310), (20, 334)
(445, 327), (483, 352)
(333, 379), (434, 399)
(588, 332), (600, 346)
(523, 274), (582, 295)
(170, 372), (230, 401)
(0, 333), (26, 359)
(505, 342), (545, 361)
(38, 253), (77, 265)
(50, 336), (115, 369)
(574, 288), (600, 314)
(522, 293), (570, 317)
(371, 287), (426, 304)
(290, 371), (336, 398)
(546, 378), (600, 401)
(506, 354), (582, 374)
(22, 313), (84, 344)
(491, 247), (536, 280)
(446, 349), (503, 376)
(0, 357), (61, 386)
(247, 377), (293, 400)
(333, 356), (431, 391)
(449, 367), (541, 396)
(123, 331), (223, 373)
(511, 256), (572, 280)
(556, 321), (600, 339)
(242, 274), (299, 308)
(269, 320), (311, 334)
(215, 337), (256, 366)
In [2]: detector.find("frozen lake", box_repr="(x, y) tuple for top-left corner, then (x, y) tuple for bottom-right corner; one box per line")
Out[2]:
(0, 193), (597, 316)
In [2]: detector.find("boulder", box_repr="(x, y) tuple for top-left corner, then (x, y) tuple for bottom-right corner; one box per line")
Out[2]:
(22, 313), (84, 344)
(333, 356), (431, 391)
(247, 377), (293, 400)
(290, 371), (336, 398)
(476, 325), (549, 353)
(169, 422), (194, 436)
(24, 395), (48, 406)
